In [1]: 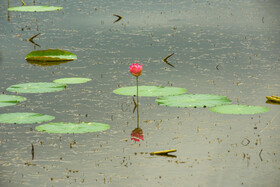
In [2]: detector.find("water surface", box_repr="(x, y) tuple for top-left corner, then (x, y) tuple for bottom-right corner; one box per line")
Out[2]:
(0, 0), (280, 186)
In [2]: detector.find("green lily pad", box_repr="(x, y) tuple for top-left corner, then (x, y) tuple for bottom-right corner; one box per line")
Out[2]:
(8, 6), (63, 12)
(25, 49), (77, 62)
(0, 95), (26, 107)
(209, 105), (270, 114)
(113, 86), (187, 97)
(53, 78), (92, 84)
(26, 59), (72, 66)
(7, 82), (66, 93)
(156, 94), (232, 108)
(36, 122), (110, 134)
(0, 113), (55, 124)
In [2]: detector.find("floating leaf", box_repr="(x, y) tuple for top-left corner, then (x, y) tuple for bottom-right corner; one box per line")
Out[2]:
(209, 105), (270, 114)
(0, 95), (26, 107)
(266, 96), (280, 103)
(7, 82), (66, 93)
(26, 59), (72, 66)
(53, 78), (92, 84)
(150, 149), (177, 155)
(156, 94), (232, 108)
(36, 122), (110, 133)
(0, 113), (55, 124)
(25, 49), (77, 62)
(113, 86), (187, 97)
(8, 6), (63, 12)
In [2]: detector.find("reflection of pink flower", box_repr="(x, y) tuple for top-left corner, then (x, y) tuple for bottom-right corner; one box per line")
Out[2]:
(131, 128), (144, 142)
(129, 63), (143, 77)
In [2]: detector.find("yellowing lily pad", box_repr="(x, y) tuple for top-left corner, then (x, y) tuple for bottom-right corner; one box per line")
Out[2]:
(8, 6), (63, 12)
(113, 86), (187, 97)
(53, 78), (92, 84)
(36, 122), (110, 134)
(0, 95), (26, 107)
(7, 82), (66, 93)
(209, 105), (270, 114)
(25, 49), (77, 62)
(0, 113), (55, 124)
(266, 96), (280, 103)
(150, 149), (177, 155)
(156, 94), (232, 108)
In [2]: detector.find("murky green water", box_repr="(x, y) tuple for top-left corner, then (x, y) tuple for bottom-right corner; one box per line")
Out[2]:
(0, 0), (280, 186)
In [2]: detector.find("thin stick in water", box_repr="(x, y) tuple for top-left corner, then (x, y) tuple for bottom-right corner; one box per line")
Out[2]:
(162, 53), (175, 67)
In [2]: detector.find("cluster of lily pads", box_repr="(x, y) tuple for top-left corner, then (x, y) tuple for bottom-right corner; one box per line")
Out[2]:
(113, 86), (270, 114)
(4, 1), (270, 135)
(0, 78), (110, 134)
(3, 2), (113, 134)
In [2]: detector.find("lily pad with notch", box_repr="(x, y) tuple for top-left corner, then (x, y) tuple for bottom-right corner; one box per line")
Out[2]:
(53, 78), (92, 84)
(25, 49), (77, 62)
(113, 86), (187, 97)
(0, 95), (26, 107)
(0, 113), (55, 124)
(7, 82), (66, 93)
(36, 122), (110, 134)
(8, 6), (63, 12)
(209, 105), (270, 114)
(156, 94), (232, 108)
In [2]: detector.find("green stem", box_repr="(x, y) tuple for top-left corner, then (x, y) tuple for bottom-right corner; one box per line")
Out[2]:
(136, 76), (139, 128)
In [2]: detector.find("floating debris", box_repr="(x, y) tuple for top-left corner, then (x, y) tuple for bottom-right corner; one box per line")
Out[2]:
(113, 14), (122, 23)
(266, 96), (280, 103)
(162, 53), (175, 68)
(150, 149), (177, 155)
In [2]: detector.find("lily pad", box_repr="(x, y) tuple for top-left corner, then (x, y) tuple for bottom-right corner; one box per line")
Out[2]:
(36, 122), (110, 134)
(25, 49), (77, 62)
(266, 96), (280, 103)
(53, 78), (92, 84)
(26, 59), (72, 66)
(150, 149), (177, 155)
(0, 95), (26, 107)
(8, 6), (63, 12)
(209, 105), (270, 114)
(156, 94), (232, 108)
(0, 113), (55, 124)
(7, 82), (66, 93)
(113, 86), (187, 97)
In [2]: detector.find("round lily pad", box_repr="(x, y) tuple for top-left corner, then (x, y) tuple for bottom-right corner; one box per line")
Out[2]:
(8, 6), (63, 12)
(53, 78), (91, 84)
(7, 82), (66, 93)
(25, 49), (77, 62)
(0, 95), (26, 107)
(209, 105), (270, 114)
(0, 113), (55, 124)
(36, 122), (110, 134)
(113, 86), (187, 97)
(156, 94), (232, 108)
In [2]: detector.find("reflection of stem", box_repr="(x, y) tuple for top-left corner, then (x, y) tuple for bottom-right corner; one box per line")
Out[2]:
(136, 76), (139, 128)
(8, 0), (10, 21)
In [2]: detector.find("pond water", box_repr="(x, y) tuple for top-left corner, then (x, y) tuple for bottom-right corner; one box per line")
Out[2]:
(0, 0), (280, 186)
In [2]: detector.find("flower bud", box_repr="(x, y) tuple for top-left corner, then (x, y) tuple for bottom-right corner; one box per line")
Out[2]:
(129, 63), (143, 77)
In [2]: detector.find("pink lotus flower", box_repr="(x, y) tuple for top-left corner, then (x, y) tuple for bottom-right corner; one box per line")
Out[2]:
(131, 128), (144, 142)
(129, 63), (143, 77)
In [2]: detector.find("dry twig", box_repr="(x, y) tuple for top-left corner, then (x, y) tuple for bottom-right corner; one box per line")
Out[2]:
(113, 14), (122, 23)
(162, 53), (175, 67)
